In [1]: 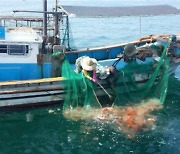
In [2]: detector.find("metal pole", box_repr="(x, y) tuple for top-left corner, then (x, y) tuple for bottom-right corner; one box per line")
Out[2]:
(55, 0), (58, 12)
(43, 0), (47, 36)
(66, 16), (70, 49)
(54, 14), (59, 45)
(53, 1), (59, 45)
(139, 16), (141, 38)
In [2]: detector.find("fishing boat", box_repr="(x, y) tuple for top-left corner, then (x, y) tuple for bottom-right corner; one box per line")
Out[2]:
(0, 0), (179, 109)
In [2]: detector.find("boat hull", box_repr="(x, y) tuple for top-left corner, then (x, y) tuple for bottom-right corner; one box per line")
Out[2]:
(0, 34), (179, 109)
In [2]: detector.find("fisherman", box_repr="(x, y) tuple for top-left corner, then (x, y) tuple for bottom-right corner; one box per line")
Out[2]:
(77, 56), (117, 104)
(75, 56), (119, 87)
(51, 45), (66, 77)
(123, 43), (137, 62)
(81, 56), (98, 82)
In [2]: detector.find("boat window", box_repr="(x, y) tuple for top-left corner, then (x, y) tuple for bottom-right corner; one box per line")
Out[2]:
(8, 45), (29, 55)
(0, 44), (7, 53)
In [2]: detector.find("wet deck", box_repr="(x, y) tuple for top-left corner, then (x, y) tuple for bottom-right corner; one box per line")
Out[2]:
(0, 77), (65, 109)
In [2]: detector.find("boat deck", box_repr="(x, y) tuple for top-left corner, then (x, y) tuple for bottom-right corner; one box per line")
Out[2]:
(0, 77), (65, 109)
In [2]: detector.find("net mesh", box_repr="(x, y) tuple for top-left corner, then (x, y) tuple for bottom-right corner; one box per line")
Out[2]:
(61, 38), (171, 110)
(62, 59), (101, 110)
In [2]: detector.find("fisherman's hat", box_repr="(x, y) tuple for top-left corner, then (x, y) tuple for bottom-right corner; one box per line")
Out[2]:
(81, 57), (97, 71)
(124, 43), (137, 57)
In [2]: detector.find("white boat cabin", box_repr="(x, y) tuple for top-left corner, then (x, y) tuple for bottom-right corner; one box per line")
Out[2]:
(0, 27), (52, 81)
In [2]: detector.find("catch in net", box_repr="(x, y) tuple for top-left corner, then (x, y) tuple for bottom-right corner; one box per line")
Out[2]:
(60, 37), (171, 137)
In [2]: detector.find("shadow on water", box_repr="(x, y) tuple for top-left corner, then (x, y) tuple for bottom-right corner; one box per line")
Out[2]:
(0, 76), (179, 154)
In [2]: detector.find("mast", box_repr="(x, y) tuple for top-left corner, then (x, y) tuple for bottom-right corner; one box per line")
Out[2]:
(53, 0), (59, 45)
(43, 0), (47, 36)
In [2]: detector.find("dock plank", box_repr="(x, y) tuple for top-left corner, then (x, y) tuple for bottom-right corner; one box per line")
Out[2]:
(0, 95), (65, 108)
(0, 90), (65, 100)
(0, 83), (64, 94)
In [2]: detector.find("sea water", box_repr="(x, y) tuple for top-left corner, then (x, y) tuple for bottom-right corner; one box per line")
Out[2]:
(0, 80), (179, 154)
(69, 15), (180, 49)
(0, 1), (180, 153)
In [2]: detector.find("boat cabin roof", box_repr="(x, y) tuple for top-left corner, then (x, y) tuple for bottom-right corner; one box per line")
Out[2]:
(0, 27), (42, 44)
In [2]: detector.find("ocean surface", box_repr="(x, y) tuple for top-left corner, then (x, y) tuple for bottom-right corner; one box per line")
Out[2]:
(69, 15), (180, 49)
(0, 1), (180, 154)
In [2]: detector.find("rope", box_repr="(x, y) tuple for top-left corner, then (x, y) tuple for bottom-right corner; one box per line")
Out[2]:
(112, 57), (123, 67)
(97, 82), (112, 100)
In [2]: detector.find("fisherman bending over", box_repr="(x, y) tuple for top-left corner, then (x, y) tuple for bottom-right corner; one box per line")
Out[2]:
(81, 57), (98, 82)
(75, 56), (119, 88)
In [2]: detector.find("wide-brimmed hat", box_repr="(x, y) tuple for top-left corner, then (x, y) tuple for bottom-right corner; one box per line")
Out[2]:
(81, 57), (97, 71)
(124, 43), (137, 57)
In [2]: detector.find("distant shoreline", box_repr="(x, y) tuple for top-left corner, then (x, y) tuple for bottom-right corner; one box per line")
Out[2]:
(63, 5), (180, 17)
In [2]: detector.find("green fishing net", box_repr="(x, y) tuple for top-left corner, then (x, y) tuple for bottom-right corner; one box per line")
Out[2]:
(114, 39), (170, 106)
(62, 59), (101, 110)
(61, 38), (171, 110)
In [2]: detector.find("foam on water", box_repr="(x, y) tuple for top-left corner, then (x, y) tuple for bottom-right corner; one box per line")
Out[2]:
(63, 99), (163, 138)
